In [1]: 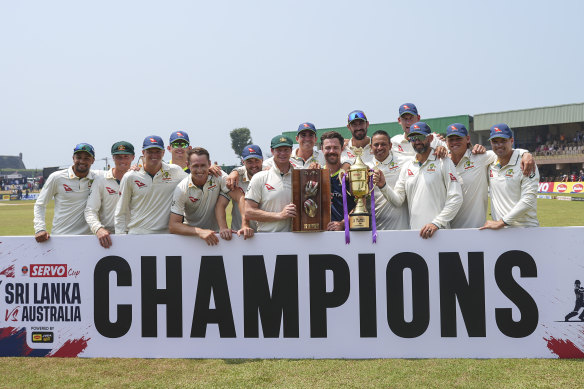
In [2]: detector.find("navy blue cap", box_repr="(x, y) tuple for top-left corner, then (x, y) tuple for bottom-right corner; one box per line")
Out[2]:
(241, 144), (263, 161)
(348, 110), (367, 123)
(297, 122), (316, 133)
(74, 143), (95, 158)
(142, 135), (165, 150)
(399, 103), (418, 117)
(169, 130), (190, 144)
(408, 122), (431, 137)
(488, 124), (513, 140)
(446, 123), (468, 137)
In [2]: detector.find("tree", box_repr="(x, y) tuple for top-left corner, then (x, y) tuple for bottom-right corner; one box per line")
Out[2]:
(230, 127), (253, 158)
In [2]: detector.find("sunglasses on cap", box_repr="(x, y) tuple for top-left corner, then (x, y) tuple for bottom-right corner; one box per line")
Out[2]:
(74, 143), (95, 156)
(348, 111), (367, 122)
(171, 141), (189, 149)
(407, 134), (427, 143)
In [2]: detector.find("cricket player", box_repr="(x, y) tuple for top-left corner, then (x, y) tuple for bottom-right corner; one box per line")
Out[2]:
(379, 122), (463, 238)
(34, 143), (99, 242)
(245, 135), (296, 232)
(343, 110), (374, 164)
(115, 135), (187, 234)
(368, 130), (409, 230)
(480, 124), (539, 229)
(263, 122), (326, 169)
(446, 123), (535, 228)
(84, 141), (135, 248)
(320, 131), (356, 231)
(167, 130), (192, 173)
(219, 144), (263, 232)
(169, 147), (253, 245)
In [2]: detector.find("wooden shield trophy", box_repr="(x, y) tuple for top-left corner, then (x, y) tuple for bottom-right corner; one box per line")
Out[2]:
(292, 168), (331, 232)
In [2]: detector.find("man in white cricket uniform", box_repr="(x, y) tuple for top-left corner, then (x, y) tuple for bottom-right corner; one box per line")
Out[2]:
(115, 135), (187, 234)
(220, 144), (263, 232)
(84, 141), (135, 248)
(169, 147), (252, 245)
(480, 124), (540, 229)
(367, 130), (409, 230)
(380, 122), (463, 238)
(446, 124), (535, 229)
(245, 135), (296, 232)
(34, 143), (98, 241)
(391, 103), (447, 166)
(263, 122), (326, 169)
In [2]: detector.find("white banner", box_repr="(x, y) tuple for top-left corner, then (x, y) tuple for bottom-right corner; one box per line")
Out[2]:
(1, 228), (584, 358)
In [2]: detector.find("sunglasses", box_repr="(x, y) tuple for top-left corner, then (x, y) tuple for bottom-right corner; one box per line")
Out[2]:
(407, 134), (427, 143)
(171, 142), (189, 149)
(348, 111), (367, 122)
(74, 143), (95, 156)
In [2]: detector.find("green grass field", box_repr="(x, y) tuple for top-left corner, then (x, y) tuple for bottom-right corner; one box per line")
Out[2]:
(1, 197), (584, 388)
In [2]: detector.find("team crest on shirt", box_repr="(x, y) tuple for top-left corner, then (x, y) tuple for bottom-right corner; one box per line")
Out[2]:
(189, 196), (199, 203)
(106, 187), (117, 194)
(63, 184), (72, 192)
(388, 161), (399, 171)
(265, 183), (276, 191)
(505, 169), (514, 178)
(449, 173), (458, 181)
(134, 180), (146, 188)
(464, 160), (475, 170)
(161, 171), (172, 181)
(407, 169), (414, 176)
(427, 163), (436, 172)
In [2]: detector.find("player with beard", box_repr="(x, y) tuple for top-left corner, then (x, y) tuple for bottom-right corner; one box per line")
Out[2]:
(85, 141), (135, 248)
(34, 143), (99, 241)
(480, 124), (539, 229)
(343, 110), (375, 164)
(380, 122), (462, 238)
(216, 144), (263, 234)
(320, 131), (356, 231)
(115, 135), (187, 234)
(446, 123), (535, 229)
(245, 135), (296, 232)
(368, 130), (409, 230)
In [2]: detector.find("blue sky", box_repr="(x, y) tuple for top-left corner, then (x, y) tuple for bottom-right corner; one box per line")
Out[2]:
(1, 0), (583, 169)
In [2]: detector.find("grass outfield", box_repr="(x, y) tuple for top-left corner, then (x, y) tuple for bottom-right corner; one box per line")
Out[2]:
(1, 197), (584, 387)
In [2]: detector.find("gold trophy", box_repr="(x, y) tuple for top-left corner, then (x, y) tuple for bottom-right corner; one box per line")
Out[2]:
(342, 147), (374, 231)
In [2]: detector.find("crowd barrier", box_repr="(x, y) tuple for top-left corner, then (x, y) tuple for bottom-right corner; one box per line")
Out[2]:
(1, 228), (584, 358)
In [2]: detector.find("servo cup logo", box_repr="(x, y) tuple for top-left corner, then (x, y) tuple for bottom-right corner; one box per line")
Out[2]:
(30, 264), (67, 277)
(21, 266), (29, 275)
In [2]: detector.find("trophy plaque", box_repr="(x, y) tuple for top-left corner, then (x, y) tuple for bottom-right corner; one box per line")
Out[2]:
(292, 168), (331, 232)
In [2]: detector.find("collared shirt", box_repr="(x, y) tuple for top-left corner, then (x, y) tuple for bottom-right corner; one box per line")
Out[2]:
(34, 166), (99, 235)
(115, 162), (187, 234)
(230, 166), (257, 231)
(84, 168), (122, 234)
(170, 172), (230, 231)
(488, 149), (539, 227)
(263, 148), (326, 169)
(391, 133), (447, 166)
(367, 153), (410, 230)
(245, 164), (293, 232)
(343, 138), (374, 165)
(382, 149), (463, 229)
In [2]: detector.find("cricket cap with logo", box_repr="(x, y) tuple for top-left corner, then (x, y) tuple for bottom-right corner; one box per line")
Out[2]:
(270, 135), (294, 149)
(347, 110), (367, 123)
(73, 143), (95, 158)
(111, 141), (135, 155)
(241, 144), (263, 161)
(169, 130), (190, 145)
(399, 103), (418, 117)
(408, 122), (432, 137)
(297, 122), (316, 134)
(142, 135), (165, 150)
(488, 123), (513, 140)
(446, 123), (468, 137)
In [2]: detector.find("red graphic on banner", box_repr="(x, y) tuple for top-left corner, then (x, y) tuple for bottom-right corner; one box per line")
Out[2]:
(545, 336), (584, 358)
(30, 264), (67, 277)
(5, 306), (19, 321)
(557, 183), (567, 193)
(574, 183), (583, 193)
(49, 337), (90, 358)
(0, 265), (15, 278)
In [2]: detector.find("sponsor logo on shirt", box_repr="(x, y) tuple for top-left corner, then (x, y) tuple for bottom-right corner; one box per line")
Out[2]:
(490, 169), (494, 177)
(505, 169), (514, 178)
(189, 196), (199, 202)
(265, 183), (275, 191)
(106, 187), (117, 194)
(134, 180), (146, 188)
(407, 169), (414, 176)
(427, 163), (436, 172)
(397, 145), (404, 152)
(63, 184), (72, 192)
(449, 173), (458, 181)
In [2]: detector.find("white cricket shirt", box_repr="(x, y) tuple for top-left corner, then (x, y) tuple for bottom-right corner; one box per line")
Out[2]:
(84, 168), (122, 234)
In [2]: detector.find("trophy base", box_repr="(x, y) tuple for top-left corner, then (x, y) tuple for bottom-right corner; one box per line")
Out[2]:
(349, 213), (372, 231)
